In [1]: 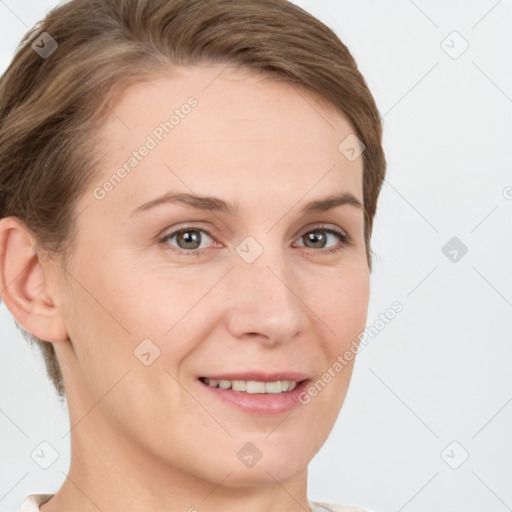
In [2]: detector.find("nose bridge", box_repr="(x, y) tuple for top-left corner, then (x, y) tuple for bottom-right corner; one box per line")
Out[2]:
(224, 235), (310, 343)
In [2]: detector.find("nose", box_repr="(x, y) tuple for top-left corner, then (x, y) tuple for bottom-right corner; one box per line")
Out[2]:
(223, 244), (311, 346)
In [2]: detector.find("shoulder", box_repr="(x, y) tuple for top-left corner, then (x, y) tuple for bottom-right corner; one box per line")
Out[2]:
(310, 500), (375, 512)
(16, 494), (54, 512)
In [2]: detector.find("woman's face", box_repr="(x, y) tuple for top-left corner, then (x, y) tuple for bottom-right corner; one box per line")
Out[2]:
(52, 64), (370, 486)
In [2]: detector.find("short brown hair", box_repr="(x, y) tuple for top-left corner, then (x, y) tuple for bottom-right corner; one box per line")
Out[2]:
(0, 0), (386, 400)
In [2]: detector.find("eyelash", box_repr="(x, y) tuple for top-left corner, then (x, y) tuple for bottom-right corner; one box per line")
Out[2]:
(158, 224), (352, 257)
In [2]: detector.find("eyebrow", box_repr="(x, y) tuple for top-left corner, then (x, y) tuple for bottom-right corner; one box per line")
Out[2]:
(130, 191), (364, 217)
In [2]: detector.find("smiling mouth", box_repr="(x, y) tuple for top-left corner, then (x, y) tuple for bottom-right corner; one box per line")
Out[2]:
(199, 377), (302, 394)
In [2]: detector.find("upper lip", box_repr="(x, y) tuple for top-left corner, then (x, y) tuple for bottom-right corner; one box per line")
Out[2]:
(199, 372), (311, 382)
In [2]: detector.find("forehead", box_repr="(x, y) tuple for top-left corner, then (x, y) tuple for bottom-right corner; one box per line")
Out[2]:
(87, 64), (363, 216)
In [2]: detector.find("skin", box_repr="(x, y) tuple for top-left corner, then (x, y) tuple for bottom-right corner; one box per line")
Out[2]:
(0, 64), (370, 512)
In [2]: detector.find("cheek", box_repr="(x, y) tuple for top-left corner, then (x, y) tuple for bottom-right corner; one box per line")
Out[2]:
(309, 264), (370, 355)
(61, 251), (219, 399)
(298, 268), (369, 433)
(57, 251), (176, 393)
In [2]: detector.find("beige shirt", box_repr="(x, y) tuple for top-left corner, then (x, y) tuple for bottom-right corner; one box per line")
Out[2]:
(16, 493), (373, 512)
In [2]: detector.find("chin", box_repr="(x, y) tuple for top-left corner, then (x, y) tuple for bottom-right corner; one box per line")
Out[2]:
(222, 459), (308, 488)
(210, 435), (313, 487)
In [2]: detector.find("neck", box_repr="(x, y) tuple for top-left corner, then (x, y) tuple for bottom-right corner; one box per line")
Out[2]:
(41, 390), (311, 512)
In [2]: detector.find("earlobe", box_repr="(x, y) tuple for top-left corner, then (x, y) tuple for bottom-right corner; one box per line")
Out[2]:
(0, 216), (69, 342)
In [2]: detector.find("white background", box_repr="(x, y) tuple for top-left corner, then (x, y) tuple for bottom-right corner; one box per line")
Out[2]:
(1, 1), (511, 511)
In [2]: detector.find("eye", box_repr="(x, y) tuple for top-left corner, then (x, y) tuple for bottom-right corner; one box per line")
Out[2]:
(160, 227), (215, 255)
(159, 223), (351, 257)
(294, 225), (351, 254)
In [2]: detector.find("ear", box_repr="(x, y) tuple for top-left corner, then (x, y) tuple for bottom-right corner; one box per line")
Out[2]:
(0, 216), (69, 342)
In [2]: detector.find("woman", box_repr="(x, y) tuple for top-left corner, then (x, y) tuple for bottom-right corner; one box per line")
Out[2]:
(0, 0), (385, 511)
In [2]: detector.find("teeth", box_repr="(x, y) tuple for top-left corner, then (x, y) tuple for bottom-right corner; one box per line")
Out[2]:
(265, 381), (282, 394)
(246, 381), (265, 393)
(232, 380), (246, 391)
(202, 378), (299, 393)
(219, 379), (231, 389)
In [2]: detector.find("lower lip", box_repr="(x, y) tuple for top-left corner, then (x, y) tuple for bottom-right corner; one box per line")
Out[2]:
(197, 379), (311, 415)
